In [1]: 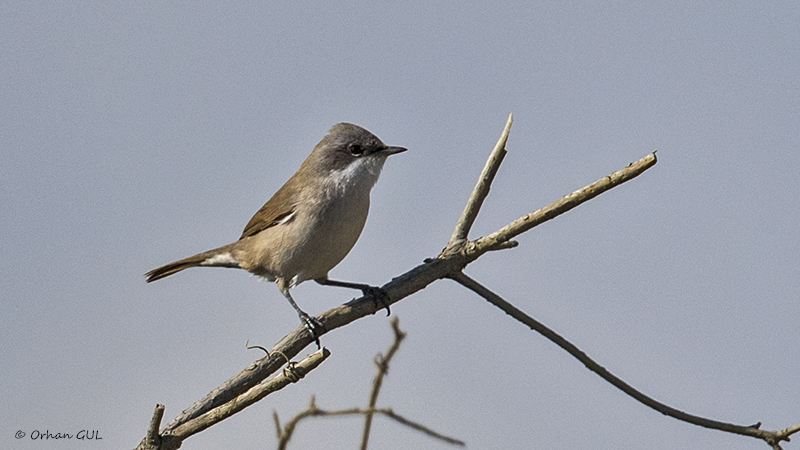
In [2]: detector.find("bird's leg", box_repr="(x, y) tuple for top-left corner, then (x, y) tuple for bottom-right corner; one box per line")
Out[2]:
(280, 288), (323, 349)
(315, 278), (391, 316)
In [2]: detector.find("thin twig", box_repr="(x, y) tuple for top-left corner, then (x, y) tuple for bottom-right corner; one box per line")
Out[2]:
(272, 411), (282, 439)
(361, 317), (407, 450)
(278, 405), (465, 448)
(448, 113), (513, 247)
(471, 152), (657, 254)
(448, 271), (800, 449)
(273, 320), (461, 449)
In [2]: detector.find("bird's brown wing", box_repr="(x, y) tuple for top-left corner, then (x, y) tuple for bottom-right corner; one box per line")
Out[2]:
(240, 176), (300, 239)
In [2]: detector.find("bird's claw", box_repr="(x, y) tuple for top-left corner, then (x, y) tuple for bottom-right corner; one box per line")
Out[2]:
(362, 286), (391, 316)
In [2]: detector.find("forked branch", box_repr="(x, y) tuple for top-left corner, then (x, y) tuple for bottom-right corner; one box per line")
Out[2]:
(275, 401), (465, 449)
(136, 349), (330, 450)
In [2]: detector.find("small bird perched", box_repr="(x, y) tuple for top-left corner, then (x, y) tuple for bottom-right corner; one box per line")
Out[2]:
(145, 123), (406, 346)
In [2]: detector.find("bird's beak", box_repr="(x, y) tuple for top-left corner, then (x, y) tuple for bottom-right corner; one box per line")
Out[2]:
(380, 146), (408, 156)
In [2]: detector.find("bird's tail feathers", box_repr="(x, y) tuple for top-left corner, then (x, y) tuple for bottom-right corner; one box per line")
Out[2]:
(145, 243), (241, 282)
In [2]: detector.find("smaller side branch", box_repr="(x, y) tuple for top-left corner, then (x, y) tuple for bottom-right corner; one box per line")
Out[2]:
(449, 271), (799, 449)
(473, 152), (657, 254)
(361, 317), (407, 450)
(448, 113), (513, 248)
(166, 348), (330, 445)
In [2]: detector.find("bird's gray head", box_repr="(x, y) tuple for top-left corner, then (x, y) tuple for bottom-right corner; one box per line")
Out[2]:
(305, 123), (407, 192)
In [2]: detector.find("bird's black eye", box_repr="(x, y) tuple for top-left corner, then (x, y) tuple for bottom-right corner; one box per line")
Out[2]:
(348, 143), (364, 156)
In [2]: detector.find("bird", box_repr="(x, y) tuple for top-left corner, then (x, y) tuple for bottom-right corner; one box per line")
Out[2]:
(145, 123), (406, 347)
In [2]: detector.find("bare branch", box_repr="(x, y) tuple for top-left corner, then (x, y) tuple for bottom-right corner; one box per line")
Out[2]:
(448, 113), (513, 247)
(472, 152), (657, 254)
(361, 317), (407, 450)
(278, 406), (464, 448)
(448, 270), (800, 449)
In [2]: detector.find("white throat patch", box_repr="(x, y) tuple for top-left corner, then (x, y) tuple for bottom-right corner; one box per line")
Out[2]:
(326, 156), (386, 193)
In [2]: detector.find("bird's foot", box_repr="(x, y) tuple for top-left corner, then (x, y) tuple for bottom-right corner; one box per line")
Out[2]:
(361, 286), (391, 316)
(299, 313), (324, 349)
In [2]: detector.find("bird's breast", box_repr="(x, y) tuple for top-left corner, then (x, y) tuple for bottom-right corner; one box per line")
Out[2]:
(238, 187), (371, 287)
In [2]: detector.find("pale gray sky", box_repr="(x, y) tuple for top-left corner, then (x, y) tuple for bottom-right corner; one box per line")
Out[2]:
(2, 2), (799, 449)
